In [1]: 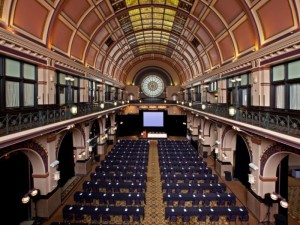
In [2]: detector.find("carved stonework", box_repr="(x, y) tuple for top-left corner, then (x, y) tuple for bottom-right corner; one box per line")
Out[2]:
(260, 144), (300, 176)
(0, 140), (48, 172)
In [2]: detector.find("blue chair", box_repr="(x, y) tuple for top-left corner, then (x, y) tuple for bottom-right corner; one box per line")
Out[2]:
(170, 215), (177, 224)
(178, 199), (185, 207)
(203, 199), (210, 206)
(226, 214), (237, 222)
(192, 199), (200, 206)
(135, 199), (142, 206)
(182, 215), (190, 224)
(122, 214), (130, 224)
(126, 199), (133, 206)
(167, 200), (174, 206)
(239, 214), (249, 223)
(108, 198), (115, 205)
(217, 199), (226, 206)
(102, 214), (110, 224)
(91, 212), (101, 223)
(197, 214), (206, 223)
(132, 214), (140, 224)
(63, 212), (73, 222)
(74, 213), (84, 222)
(210, 214), (219, 224)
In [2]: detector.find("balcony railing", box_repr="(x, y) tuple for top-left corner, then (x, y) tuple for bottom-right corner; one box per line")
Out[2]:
(0, 102), (125, 137)
(187, 102), (300, 136)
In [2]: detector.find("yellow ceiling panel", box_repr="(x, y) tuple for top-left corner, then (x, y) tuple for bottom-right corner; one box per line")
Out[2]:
(117, 0), (189, 56)
(126, 0), (138, 7)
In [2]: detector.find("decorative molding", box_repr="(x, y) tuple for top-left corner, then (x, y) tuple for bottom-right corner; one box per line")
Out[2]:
(184, 32), (300, 86)
(259, 175), (277, 182)
(260, 144), (300, 176)
(251, 137), (262, 145)
(32, 172), (49, 178)
(0, 28), (122, 88)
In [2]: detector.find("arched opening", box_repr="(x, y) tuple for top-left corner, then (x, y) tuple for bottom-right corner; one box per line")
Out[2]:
(276, 155), (289, 217)
(233, 134), (251, 189)
(89, 120), (100, 158)
(57, 131), (75, 187)
(128, 94), (134, 100)
(0, 151), (32, 224)
(172, 94), (177, 101)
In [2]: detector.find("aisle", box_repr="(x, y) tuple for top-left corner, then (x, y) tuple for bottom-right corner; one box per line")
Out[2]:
(143, 140), (167, 225)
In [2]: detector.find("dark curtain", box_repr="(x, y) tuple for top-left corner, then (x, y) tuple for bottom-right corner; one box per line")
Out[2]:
(233, 134), (251, 189)
(58, 131), (75, 187)
(0, 152), (32, 225)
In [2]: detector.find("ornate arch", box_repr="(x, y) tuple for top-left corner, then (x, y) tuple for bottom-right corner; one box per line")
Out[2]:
(260, 144), (300, 176)
(0, 140), (48, 172)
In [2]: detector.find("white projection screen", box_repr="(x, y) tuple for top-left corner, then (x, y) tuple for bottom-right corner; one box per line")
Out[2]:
(143, 111), (164, 127)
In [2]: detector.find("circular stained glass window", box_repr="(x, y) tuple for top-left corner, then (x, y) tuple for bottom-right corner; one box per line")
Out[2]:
(141, 75), (164, 97)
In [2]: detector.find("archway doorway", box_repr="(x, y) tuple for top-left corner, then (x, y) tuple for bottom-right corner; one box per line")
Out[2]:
(57, 131), (75, 187)
(233, 134), (251, 189)
(90, 120), (100, 159)
(0, 151), (32, 224)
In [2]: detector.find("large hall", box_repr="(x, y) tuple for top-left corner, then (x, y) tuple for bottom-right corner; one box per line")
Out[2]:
(0, 0), (300, 225)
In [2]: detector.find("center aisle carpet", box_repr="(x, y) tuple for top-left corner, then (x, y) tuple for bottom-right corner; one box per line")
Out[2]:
(143, 140), (167, 225)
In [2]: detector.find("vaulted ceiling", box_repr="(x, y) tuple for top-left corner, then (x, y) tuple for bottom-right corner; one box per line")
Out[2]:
(0, 0), (299, 86)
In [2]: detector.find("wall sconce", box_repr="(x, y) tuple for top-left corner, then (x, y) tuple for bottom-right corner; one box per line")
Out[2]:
(201, 104), (206, 110)
(265, 193), (288, 208)
(89, 146), (93, 152)
(248, 174), (255, 184)
(114, 101), (117, 106)
(22, 188), (40, 204)
(188, 102), (192, 107)
(249, 163), (258, 171)
(100, 103), (105, 109)
(70, 105), (77, 115)
(54, 171), (60, 181)
(199, 136), (205, 141)
(222, 153), (228, 160)
(122, 101), (125, 104)
(228, 106), (236, 116)
(269, 193), (288, 208)
(214, 148), (219, 154)
(50, 160), (59, 168)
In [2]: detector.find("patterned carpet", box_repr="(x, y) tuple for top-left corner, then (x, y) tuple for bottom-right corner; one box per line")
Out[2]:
(143, 140), (167, 225)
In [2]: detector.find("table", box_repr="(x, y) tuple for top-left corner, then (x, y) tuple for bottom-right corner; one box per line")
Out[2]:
(165, 206), (248, 219)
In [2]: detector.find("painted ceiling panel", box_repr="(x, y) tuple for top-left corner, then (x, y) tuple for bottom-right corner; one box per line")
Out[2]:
(195, 27), (211, 46)
(214, 0), (243, 25)
(2, 0), (300, 86)
(207, 47), (219, 66)
(233, 19), (256, 53)
(86, 46), (98, 66)
(51, 19), (73, 52)
(98, 1), (113, 18)
(191, 1), (205, 19)
(257, 0), (294, 41)
(201, 54), (210, 71)
(13, 0), (49, 40)
(96, 54), (104, 70)
(71, 33), (87, 60)
(203, 10), (226, 37)
(94, 28), (109, 45)
(218, 34), (235, 61)
(80, 10), (102, 36)
(61, 0), (91, 24)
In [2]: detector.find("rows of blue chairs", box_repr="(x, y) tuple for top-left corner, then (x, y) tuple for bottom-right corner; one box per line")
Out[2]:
(54, 139), (149, 225)
(158, 139), (249, 224)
